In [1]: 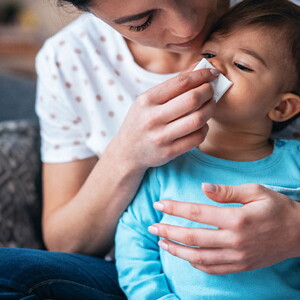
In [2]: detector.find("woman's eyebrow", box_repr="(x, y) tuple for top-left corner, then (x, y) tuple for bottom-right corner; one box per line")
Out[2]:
(239, 48), (268, 67)
(113, 10), (154, 24)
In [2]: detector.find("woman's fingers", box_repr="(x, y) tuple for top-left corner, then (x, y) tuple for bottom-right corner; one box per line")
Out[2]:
(150, 186), (300, 275)
(157, 239), (241, 266)
(166, 126), (209, 157)
(152, 200), (240, 228)
(156, 239), (253, 275)
(149, 225), (231, 248)
(160, 83), (214, 123)
(143, 68), (219, 105)
(117, 69), (219, 169)
(162, 99), (216, 141)
(192, 263), (245, 275)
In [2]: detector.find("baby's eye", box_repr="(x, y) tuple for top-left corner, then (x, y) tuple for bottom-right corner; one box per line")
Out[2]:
(234, 62), (253, 72)
(201, 52), (216, 59)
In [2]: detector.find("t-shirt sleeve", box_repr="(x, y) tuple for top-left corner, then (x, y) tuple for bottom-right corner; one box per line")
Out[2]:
(35, 39), (95, 163)
(115, 168), (179, 300)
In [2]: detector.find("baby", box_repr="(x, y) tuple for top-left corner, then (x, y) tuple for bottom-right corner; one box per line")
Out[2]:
(115, 0), (300, 299)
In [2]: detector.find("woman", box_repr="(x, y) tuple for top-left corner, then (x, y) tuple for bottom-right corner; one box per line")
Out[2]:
(0, 0), (299, 299)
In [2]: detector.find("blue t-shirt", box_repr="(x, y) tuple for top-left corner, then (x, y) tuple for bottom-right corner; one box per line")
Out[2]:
(115, 139), (300, 300)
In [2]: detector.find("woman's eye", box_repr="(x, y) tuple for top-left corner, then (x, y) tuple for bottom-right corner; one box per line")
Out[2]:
(234, 63), (253, 72)
(129, 15), (153, 32)
(201, 52), (216, 59)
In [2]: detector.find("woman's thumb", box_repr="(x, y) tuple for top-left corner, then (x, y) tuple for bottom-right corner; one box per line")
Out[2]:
(202, 183), (263, 204)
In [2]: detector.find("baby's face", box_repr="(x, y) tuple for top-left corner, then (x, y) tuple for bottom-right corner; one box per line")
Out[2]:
(201, 26), (287, 129)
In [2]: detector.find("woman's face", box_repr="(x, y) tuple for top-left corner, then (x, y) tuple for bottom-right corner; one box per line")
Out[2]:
(90, 0), (221, 53)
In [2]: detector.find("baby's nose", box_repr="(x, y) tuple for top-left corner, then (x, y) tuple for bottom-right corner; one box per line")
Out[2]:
(209, 58), (227, 75)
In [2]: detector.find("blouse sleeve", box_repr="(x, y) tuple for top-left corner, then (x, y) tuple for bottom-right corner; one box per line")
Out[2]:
(35, 39), (95, 163)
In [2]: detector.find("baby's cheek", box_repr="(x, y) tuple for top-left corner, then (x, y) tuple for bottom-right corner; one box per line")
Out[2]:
(217, 84), (236, 106)
(217, 84), (253, 115)
(228, 79), (253, 102)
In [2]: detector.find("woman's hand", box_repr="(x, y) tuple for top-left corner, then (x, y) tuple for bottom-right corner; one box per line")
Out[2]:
(41, 67), (218, 255)
(148, 183), (300, 275)
(113, 68), (219, 171)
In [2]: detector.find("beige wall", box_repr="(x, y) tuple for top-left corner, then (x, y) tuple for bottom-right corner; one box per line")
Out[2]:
(22, 0), (82, 37)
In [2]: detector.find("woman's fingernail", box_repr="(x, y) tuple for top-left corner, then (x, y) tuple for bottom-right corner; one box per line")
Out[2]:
(148, 225), (158, 235)
(153, 201), (164, 211)
(158, 240), (169, 251)
(202, 182), (217, 194)
(210, 68), (220, 77)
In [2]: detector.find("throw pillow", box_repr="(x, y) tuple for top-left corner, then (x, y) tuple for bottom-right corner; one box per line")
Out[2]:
(0, 120), (44, 249)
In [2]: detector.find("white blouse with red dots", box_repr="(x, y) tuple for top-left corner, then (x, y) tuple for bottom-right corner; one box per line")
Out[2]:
(36, 13), (175, 163)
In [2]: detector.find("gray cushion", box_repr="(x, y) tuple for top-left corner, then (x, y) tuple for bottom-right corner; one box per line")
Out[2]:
(0, 120), (44, 248)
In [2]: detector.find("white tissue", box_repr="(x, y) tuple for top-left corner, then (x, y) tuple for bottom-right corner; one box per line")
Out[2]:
(193, 58), (232, 102)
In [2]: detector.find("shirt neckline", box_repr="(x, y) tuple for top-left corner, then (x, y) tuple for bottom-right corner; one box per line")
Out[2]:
(188, 139), (285, 171)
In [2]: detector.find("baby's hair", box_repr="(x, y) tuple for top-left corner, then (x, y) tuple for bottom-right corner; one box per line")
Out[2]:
(57, 0), (90, 12)
(209, 0), (300, 131)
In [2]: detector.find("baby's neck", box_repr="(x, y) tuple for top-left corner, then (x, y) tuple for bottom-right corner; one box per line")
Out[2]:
(198, 120), (274, 162)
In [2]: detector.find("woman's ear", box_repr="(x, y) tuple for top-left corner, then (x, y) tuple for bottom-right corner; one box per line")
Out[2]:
(268, 92), (300, 122)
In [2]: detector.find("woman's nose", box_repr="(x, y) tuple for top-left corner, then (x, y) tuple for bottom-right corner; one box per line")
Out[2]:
(209, 58), (227, 75)
(168, 9), (197, 38)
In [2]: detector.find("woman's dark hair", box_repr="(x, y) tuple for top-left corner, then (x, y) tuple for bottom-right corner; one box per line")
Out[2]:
(209, 0), (300, 131)
(57, 0), (91, 12)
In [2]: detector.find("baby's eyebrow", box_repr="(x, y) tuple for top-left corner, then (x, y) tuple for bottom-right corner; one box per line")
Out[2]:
(239, 48), (267, 67)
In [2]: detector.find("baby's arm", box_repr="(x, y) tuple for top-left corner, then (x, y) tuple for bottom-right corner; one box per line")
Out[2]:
(115, 169), (179, 300)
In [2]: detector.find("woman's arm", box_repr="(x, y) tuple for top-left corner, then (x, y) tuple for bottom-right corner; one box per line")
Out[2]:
(149, 183), (300, 274)
(42, 69), (218, 256)
(42, 150), (145, 256)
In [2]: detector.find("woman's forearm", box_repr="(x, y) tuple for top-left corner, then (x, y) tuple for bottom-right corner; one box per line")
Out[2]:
(43, 138), (146, 256)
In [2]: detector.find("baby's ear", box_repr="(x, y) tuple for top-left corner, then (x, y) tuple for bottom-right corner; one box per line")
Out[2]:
(268, 92), (300, 122)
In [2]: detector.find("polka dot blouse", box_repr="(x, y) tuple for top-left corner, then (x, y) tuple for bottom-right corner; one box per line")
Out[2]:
(36, 13), (175, 163)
